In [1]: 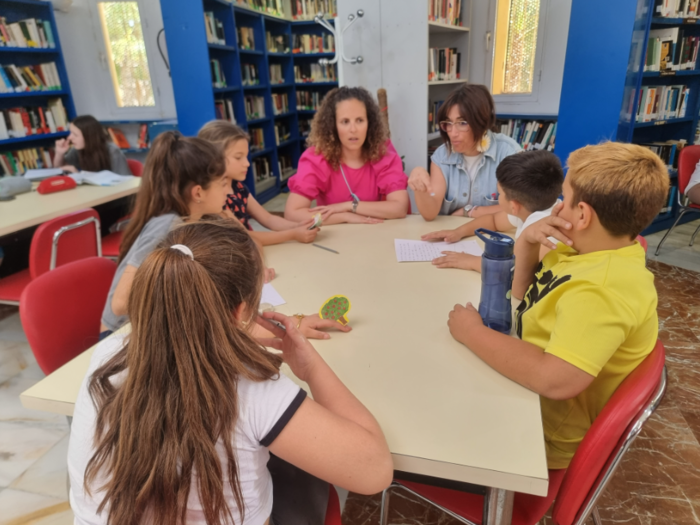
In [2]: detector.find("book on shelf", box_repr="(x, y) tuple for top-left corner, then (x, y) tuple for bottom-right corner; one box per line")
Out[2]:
(428, 100), (444, 133)
(659, 185), (677, 214)
(0, 98), (67, 139)
(294, 63), (336, 83)
(204, 12), (226, 46)
(291, 0), (338, 20)
(272, 92), (289, 114)
(242, 63), (259, 85)
(299, 118), (312, 137)
(654, 0), (700, 18)
(210, 59), (227, 88)
(296, 90), (323, 110)
(292, 34), (334, 54)
(252, 156), (271, 183)
(279, 154), (294, 180)
(245, 95), (265, 120)
(496, 118), (557, 151)
(137, 123), (148, 149)
(238, 27), (255, 50)
(235, 0), (286, 18)
(274, 121), (291, 145)
(107, 127), (131, 149)
(639, 139), (687, 169)
(215, 99), (237, 123)
(428, 0), (463, 26)
(249, 127), (265, 151)
(0, 146), (55, 176)
(428, 48), (461, 81)
(635, 84), (690, 122)
(644, 28), (700, 72)
(0, 63), (62, 93)
(0, 17), (56, 49)
(266, 32), (290, 53)
(269, 64), (285, 84)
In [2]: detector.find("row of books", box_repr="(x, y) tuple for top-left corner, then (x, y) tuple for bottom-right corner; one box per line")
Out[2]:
(294, 63), (336, 83)
(297, 90), (323, 110)
(272, 93), (290, 115)
(105, 126), (147, 150)
(291, 0), (338, 20)
(660, 186), (678, 214)
(249, 127), (264, 151)
(245, 95), (265, 120)
(496, 119), (557, 151)
(267, 32), (290, 53)
(0, 99), (68, 140)
(654, 0), (700, 17)
(242, 63), (260, 86)
(428, 48), (461, 82)
(0, 147), (54, 176)
(215, 98), (237, 124)
(639, 139), (687, 169)
(210, 59), (227, 88)
(252, 156), (272, 183)
(270, 64), (285, 84)
(299, 118), (312, 137)
(428, 0), (464, 26)
(0, 17), (56, 48)
(274, 121), (291, 145)
(204, 12), (226, 46)
(644, 28), (700, 72)
(292, 34), (334, 54)
(0, 63), (62, 93)
(238, 27), (255, 50)
(428, 100), (443, 134)
(635, 84), (690, 122)
(236, 0), (285, 18)
(279, 154), (295, 180)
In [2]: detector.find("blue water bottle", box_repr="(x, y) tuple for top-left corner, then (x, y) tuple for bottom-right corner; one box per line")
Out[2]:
(474, 229), (515, 334)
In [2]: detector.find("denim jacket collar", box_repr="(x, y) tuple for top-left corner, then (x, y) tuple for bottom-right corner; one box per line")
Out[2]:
(440, 131), (498, 165)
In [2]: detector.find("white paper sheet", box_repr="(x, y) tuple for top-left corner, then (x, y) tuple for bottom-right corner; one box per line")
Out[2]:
(261, 283), (286, 306)
(394, 239), (484, 262)
(23, 168), (64, 180)
(69, 170), (135, 187)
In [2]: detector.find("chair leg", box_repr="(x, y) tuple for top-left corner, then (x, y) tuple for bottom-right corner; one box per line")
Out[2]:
(379, 484), (394, 525)
(690, 221), (700, 247)
(655, 210), (687, 256)
(591, 506), (603, 525)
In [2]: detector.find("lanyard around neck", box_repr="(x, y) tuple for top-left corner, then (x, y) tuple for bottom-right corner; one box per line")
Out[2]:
(339, 164), (360, 204)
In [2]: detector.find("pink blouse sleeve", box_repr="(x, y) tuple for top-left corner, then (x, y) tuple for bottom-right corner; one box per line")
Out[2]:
(375, 140), (408, 196)
(287, 148), (331, 201)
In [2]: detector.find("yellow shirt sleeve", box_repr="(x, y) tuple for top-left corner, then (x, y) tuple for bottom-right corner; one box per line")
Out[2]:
(545, 284), (635, 377)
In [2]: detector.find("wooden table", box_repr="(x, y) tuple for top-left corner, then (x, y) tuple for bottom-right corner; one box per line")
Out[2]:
(0, 178), (141, 237)
(21, 215), (548, 524)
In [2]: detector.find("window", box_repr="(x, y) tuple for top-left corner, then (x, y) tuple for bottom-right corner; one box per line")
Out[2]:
(98, 2), (155, 107)
(492, 0), (541, 95)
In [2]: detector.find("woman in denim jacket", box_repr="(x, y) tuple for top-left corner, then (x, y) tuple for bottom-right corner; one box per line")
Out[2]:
(409, 84), (521, 221)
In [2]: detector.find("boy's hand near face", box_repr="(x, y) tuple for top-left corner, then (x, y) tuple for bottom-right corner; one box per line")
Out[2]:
(520, 202), (573, 250)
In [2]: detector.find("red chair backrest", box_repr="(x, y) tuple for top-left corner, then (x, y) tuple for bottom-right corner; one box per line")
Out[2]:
(29, 209), (101, 280)
(678, 145), (700, 194)
(552, 340), (666, 525)
(636, 235), (648, 253)
(127, 158), (144, 177)
(20, 257), (117, 375)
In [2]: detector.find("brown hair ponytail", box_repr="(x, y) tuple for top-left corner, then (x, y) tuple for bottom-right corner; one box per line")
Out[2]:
(86, 218), (282, 525)
(72, 115), (111, 172)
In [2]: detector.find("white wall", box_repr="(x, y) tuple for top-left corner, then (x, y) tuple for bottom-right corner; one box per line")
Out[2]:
(53, 0), (176, 120)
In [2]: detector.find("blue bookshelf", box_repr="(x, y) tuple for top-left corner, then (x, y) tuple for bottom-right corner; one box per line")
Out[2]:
(556, 0), (699, 235)
(0, 0), (76, 174)
(161, 0), (337, 202)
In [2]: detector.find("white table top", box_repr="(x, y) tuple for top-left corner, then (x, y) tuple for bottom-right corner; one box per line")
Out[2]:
(0, 178), (141, 237)
(20, 215), (549, 497)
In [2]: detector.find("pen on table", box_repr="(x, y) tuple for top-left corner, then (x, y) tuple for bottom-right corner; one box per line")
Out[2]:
(312, 243), (340, 254)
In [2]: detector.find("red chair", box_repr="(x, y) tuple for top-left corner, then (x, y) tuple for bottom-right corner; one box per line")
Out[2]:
(127, 158), (144, 177)
(637, 235), (648, 253)
(325, 485), (342, 525)
(380, 341), (667, 525)
(102, 159), (143, 258)
(19, 257), (117, 374)
(0, 209), (102, 305)
(655, 145), (700, 255)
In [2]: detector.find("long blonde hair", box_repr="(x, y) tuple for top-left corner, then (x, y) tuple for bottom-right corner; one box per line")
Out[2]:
(86, 218), (282, 525)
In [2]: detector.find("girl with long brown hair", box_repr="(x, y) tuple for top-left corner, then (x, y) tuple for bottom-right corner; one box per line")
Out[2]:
(284, 86), (409, 225)
(54, 115), (132, 175)
(68, 219), (393, 525)
(99, 131), (231, 335)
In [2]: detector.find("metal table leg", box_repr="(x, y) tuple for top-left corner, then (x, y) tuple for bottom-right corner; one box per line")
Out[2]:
(483, 487), (514, 525)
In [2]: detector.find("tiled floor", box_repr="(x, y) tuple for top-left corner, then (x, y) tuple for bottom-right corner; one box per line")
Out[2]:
(0, 212), (698, 524)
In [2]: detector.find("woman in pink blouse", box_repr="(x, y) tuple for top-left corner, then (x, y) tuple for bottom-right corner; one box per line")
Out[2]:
(285, 87), (410, 224)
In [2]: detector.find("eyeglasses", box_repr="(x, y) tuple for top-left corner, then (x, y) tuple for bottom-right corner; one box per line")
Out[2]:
(439, 120), (470, 132)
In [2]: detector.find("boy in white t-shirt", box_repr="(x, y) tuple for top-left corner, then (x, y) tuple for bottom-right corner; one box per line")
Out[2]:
(686, 160), (700, 205)
(422, 149), (564, 272)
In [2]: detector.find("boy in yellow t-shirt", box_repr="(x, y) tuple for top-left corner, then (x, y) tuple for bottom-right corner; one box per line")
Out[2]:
(447, 142), (669, 469)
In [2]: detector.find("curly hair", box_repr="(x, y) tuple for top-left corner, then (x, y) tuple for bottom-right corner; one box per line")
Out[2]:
(307, 86), (388, 170)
